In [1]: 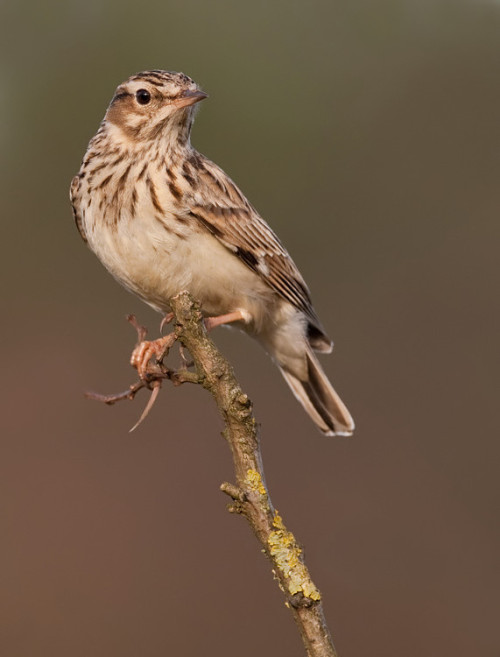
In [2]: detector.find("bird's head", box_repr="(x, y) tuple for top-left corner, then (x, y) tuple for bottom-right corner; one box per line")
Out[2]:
(105, 70), (207, 146)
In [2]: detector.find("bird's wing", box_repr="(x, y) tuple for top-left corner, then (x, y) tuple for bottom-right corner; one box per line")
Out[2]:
(181, 152), (320, 325)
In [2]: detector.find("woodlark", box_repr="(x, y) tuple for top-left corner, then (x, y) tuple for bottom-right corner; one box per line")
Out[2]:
(71, 70), (354, 436)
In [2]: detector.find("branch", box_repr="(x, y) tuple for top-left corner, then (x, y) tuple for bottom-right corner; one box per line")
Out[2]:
(88, 291), (340, 656)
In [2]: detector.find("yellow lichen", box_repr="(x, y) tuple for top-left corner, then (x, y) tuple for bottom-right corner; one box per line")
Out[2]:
(246, 469), (267, 496)
(267, 511), (321, 601)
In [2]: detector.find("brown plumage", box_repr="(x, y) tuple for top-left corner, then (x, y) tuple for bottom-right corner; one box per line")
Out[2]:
(70, 70), (354, 436)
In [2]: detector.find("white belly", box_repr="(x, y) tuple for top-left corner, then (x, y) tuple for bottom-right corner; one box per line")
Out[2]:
(84, 205), (273, 325)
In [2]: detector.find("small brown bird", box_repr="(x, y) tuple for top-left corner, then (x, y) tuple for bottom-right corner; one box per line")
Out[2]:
(71, 70), (354, 436)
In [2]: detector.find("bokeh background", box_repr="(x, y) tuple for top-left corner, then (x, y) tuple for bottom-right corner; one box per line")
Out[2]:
(1, 0), (499, 655)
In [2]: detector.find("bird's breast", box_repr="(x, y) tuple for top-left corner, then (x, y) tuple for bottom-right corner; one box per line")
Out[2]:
(80, 171), (274, 322)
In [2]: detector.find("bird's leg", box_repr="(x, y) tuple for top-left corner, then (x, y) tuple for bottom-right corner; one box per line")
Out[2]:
(204, 310), (247, 331)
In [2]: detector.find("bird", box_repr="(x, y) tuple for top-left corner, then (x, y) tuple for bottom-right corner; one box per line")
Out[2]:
(70, 70), (354, 436)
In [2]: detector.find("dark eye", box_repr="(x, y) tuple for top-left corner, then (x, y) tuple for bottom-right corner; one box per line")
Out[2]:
(136, 89), (151, 105)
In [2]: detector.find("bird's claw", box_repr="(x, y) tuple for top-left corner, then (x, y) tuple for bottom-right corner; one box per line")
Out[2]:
(160, 312), (174, 334)
(129, 380), (162, 432)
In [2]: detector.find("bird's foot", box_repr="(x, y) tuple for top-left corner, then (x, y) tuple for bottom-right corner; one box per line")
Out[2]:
(86, 311), (201, 433)
(130, 333), (176, 381)
(127, 326), (176, 431)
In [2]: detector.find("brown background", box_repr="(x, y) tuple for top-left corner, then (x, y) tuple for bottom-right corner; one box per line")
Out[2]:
(1, 0), (498, 655)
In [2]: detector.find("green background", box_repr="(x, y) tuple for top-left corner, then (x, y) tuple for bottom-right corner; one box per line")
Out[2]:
(1, 1), (498, 655)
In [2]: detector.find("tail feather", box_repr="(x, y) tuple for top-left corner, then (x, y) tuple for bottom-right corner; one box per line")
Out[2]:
(279, 346), (354, 437)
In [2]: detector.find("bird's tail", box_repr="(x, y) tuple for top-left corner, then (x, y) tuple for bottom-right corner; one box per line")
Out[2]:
(279, 346), (354, 437)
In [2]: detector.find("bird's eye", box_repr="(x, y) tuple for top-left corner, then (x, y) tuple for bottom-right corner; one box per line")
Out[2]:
(136, 89), (151, 105)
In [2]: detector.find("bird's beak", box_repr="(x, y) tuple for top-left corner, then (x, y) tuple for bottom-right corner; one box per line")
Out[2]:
(172, 89), (208, 109)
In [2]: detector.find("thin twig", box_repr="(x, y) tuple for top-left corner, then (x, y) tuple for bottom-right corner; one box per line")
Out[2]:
(84, 380), (149, 405)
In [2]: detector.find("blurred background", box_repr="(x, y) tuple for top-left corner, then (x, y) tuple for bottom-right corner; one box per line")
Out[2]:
(1, 0), (499, 655)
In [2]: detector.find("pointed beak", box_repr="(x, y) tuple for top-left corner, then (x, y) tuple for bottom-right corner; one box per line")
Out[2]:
(171, 89), (208, 109)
